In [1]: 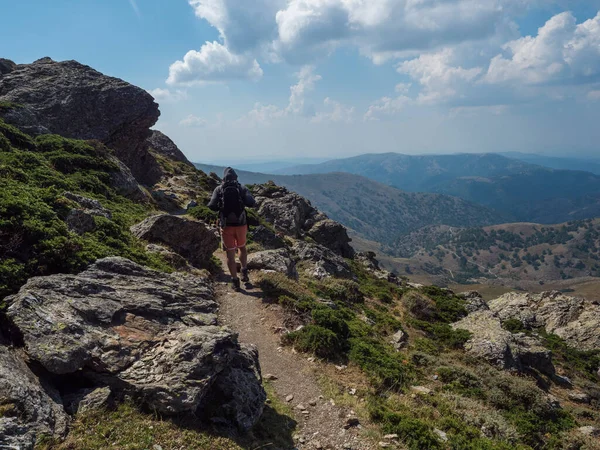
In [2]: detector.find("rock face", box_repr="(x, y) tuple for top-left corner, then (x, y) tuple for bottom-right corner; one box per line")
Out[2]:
(0, 57), (162, 185)
(252, 183), (354, 258)
(5, 257), (265, 431)
(250, 225), (286, 250)
(0, 346), (69, 450)
(64, 192), (112, 234)
(147, 130), (193, 167)
(488, 291), (600, 351)
(307, 219), (354, 258)
(247, 249), (298, 279)
(452, 310), (555, 376)
(131, 214), (219, 268)
(292, 241), (353, 279)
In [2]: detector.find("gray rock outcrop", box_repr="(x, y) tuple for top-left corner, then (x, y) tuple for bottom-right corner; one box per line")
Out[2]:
(307, 219), (354, 259)
(247, 249), (298, 279)
(488, 291), (600, 351)
(147, 130), (193, 167)
(131, 214), (219, 268)
(250, 225), (285, 250)
(5, 257), (265, 431)
(452, 310), (555, 376)
(292, 241), (353, 279)
(0, 346), (69, 450)
(64, 192), (112, 234)
(252, 183), (354, 258)
(0, 57), (162, 185)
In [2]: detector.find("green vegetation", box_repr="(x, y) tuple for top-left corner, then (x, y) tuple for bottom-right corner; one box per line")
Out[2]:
(37, 391), (296, 450)
(0, 122), (173, 299)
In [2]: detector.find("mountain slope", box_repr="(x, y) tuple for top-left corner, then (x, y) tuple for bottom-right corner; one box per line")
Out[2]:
(501, 152), (600, 175)
(274, 152), (600, 223)
(195, 163), (505, 250)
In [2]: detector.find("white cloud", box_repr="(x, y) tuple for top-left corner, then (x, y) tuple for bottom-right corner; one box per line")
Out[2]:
(167, 41), (263, 85)
(180, 114), (208, 127)
(148, 88), (188, 103)
(312, 97), (355, 123)
(395, 83), (412, 94)
(449, 105), (509, 117)
(398, 48), (482, 104)
(188, 0), (283, 53)
(274, 0), (531, 62)
(286, 65), (321, 115)
(485, 11), (600, 85)
(364, 95), (412, 121)
(588, 90), (600, 100)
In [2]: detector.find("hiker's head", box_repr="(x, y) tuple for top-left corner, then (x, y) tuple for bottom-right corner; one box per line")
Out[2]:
(223, 167), (238, 183)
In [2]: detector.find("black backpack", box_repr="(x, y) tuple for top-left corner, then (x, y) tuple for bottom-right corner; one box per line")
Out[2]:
(220, 181), (246, 226)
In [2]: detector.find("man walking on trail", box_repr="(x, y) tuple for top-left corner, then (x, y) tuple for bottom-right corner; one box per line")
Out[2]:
(208, 167), (256, 290)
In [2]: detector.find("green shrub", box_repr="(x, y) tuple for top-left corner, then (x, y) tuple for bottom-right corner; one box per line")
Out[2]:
(437, 366), (485, 399)
(312, 308), (350, 339)
(282, 325), (342, 359)
(502, 319), (526, 333)
(348, 338), (413, 389)
(316, 278), (364, 303)
(257, 272), (308, 300)
(188, 205), (218, 223)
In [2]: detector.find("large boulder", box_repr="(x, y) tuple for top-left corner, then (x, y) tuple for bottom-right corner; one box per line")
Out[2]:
(253, 183), (317, 238)
(0, 346), (69, 450)
(63, 192), (112, 235)
(147, 130), (193, 167)
(247, 249), (298, 279)
(249, 225), (285, 250)
(292, 241), (353, 279)
(0, 58), (16, 75)
(307, 219), (354, 258)
(5, 257), (265, 430)
(452, 310), (555, 376)
(131, 214), (219, 268)
(488, 291), (600, 351)
(252, 183), (355, 257)
(0, 57), (162, 185)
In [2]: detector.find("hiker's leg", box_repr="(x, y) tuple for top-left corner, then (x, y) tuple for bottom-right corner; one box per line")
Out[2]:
(237, 226), (248, 268)
(239, 246), (248, 268)
(226, 250), (238, 279)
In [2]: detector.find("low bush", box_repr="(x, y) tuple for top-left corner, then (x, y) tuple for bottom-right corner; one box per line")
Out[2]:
(282, 325), (343, 359)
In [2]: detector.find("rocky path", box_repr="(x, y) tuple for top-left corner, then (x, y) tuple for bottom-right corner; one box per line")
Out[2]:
(214, 254), (376, 450)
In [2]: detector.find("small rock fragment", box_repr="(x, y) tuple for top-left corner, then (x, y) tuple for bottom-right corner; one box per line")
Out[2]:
(286, 394), (294, 402)
(296, 404), (307, 411)
(410, 386), (433, 396)
(379, 442), (391, 448)
(264, 373), (278, 381)
(344, 417), (360, 429)
(568, 392), (590, 404)
(383, 434), (399, 439)
(434, 429), (448, 442)
(349, 388), (357, 396)
(309, 399), (318, 406)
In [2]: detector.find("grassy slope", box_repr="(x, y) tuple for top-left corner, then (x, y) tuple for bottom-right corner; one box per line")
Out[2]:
(257, 264), (600, 450)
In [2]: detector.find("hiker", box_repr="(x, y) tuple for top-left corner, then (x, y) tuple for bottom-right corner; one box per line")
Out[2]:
(208, 167), (256, 290)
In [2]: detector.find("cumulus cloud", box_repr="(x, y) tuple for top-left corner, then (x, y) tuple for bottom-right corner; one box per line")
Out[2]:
(274, 0), (529, 62)
(312, 97), (355, 123)
(167, 41), (263, 85)
(485, 11), (600, 85)
(364, 95), (412, 121)
(588, 90), (600, 100)
(398, 48), (482, 104)
(148, 88), (188, 103)
(180, 114), (208, 127)
(189, 0), (283, 53)
(286, 65), (321, 115)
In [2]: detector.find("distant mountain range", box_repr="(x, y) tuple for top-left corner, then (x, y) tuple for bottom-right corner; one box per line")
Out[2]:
(499, 152), (600, 175)
(272, 153), (600, 223)
(195, 163), (503, 250)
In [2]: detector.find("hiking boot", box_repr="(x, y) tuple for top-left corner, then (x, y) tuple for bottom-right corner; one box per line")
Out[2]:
(241, 268), (249, 283)
(232, 277), (241, 291)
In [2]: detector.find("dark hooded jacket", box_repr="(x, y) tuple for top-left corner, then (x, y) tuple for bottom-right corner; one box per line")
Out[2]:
(207, 167), (256, 227)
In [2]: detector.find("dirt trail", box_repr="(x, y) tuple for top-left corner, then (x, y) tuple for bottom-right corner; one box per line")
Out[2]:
(214, 253), (375, 450)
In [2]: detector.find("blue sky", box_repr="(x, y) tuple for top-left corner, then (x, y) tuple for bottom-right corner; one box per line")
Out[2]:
(2, 0), (600, 163)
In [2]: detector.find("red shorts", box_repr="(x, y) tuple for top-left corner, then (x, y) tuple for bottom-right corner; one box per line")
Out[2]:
(221, 226), (248, 251)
